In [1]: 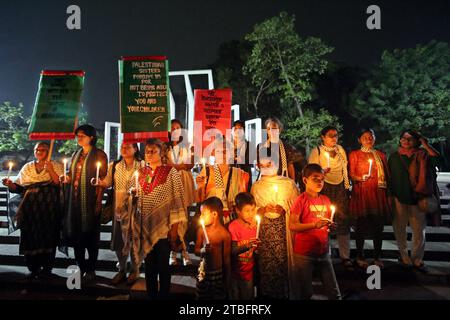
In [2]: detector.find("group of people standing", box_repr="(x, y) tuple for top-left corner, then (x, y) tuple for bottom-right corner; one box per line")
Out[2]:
(1, 116), (441, 300)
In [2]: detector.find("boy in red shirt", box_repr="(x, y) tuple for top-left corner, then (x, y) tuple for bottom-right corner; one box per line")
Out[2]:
(289, 164), (341, 300)
(228, 192), (260, 299)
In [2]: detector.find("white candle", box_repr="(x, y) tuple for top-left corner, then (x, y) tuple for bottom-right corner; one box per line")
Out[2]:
(7, 162), (13, 180)
(255, 215), (261, 239)
(96, 162), (101, 184)
(134, 171), (139, 191)
(325, 152), (330, 168)
(201, 158), (206, 171)
(273, 185), (279, 203)
(368, 159), (373, 177)
(63, 159), (68, 181)
(200, 218), (210, 244)
(330, 205), (336, 222)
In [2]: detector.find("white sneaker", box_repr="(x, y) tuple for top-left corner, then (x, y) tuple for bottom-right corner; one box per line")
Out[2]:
(182, 250), (192, 266)
(169, 251), (179, 266)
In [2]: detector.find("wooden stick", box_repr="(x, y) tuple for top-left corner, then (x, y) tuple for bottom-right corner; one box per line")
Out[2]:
(47, 139), (55, 161)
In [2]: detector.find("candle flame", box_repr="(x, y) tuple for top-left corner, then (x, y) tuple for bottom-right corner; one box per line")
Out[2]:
(369, 159), (373, 163)
(96, 161), (101, 168)
(200, 218), (205, 226)
(63, 158), (68, 164)
(201, 158), (206, 164)
(255, 215), (261, 223)
(330, 205), (336, 214)
(273, 185), (279, 193)
(134, 171), (139, 177)
(8, 162), (13, 169)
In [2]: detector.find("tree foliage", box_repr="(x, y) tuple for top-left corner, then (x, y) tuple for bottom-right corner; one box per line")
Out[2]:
(283, 108), (343, 151)
(350, 41), (450, 153)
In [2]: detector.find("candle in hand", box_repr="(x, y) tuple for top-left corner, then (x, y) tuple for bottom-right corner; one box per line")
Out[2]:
(201, 158), (206, 171)
(7, 162), (13, 180)
(63, 159), (68, 181)
(330, 205), (336, 222)
(368, 159), (373, 177)
(200, 218), (210, 244)
(273, 185), (279, 203)
(255, 215), (261, 239)
(325, 152), (330, 168)
(95, 162), (101, 185)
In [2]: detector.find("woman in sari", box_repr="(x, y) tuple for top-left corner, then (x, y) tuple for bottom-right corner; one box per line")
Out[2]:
(61, 124), (108, 281)
(2, 142), (63, 280)
(349, 129), (390, 269)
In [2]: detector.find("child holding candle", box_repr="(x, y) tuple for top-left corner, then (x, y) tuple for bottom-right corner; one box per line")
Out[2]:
(228, 192), (260, 300)
(289, 164), (341, 300)
(194, 197), (231, 300)
(349, 128), (390, 269)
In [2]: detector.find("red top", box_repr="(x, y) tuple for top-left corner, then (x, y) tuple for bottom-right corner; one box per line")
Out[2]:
(348, 150), (390, 217)
(290, 193), (331, 257)
(228, 219), (256, 281)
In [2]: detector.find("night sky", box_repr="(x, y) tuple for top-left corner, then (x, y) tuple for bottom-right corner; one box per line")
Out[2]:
(0, 0), (449, 127)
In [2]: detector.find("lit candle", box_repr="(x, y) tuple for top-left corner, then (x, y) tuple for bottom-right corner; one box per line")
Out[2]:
(255, 215), (261, 239)
(273, 185), (279, 203)
(325, 152), (330, 168)
(201, 158), (206, 171)
(63, 159), (68, 181)
(200, 218), (210, 244)
(330, 205), (336, 222)
(134, 171), (139, 192)
(368, 159), (373, 177)
(7, 162), (13, 180)
(95, 161), (101, 185)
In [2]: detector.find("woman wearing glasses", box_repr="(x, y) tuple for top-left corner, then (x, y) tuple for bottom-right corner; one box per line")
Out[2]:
(388, 130), (440, 272)
(308, 126), (353, 270)
(2, 142), (63, 281)
(126, 138), (187, 299)
(61, 124), (108, 281)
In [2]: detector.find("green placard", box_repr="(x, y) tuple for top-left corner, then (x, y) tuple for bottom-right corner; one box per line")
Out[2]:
(28, 71), (84, 137)
(119, 57), (170, 133)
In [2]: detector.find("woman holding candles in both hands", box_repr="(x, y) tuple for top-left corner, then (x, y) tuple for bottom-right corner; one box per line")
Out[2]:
(97, 142), (144, 285)
(166, 119), (195, 267)
(61, 124), (108, 281)
(2, 142), (63, 280)
(308, 126), (353, 270)
(349, 129), (390, 269)
(251, 150), (299, 299)
(127, 138), (187, 299)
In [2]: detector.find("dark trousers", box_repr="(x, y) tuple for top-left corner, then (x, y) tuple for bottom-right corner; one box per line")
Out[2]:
(73, 231), (100, 274)
(355, 230), (383, 260)
(145, 239), (171, 299)
(25, 249), (56, 274)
